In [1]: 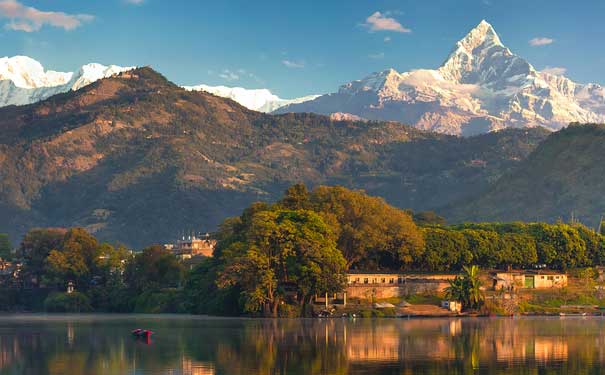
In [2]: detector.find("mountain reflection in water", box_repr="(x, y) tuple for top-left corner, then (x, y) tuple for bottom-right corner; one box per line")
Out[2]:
(0, 315), (604, 374)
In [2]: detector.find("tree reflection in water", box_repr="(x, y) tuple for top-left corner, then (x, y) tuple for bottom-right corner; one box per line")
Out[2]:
(0, 316), (605, 374)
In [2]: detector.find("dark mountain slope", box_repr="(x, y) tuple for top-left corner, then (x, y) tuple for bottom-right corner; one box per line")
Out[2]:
(446, 124), (605, 227)
(0, 68), (548, 247)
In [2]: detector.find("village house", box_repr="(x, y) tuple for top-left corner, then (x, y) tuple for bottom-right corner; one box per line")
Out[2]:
(345, 271), (458, 300)
(166, 234), (216, 261)
(491, 270), (568, 290)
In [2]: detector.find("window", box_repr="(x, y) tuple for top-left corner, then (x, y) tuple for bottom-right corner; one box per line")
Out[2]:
(364, 278), (368, 284)
(548, 276), (554, 281)
(541, 276), (546, 280)
(398, 277), (403, 284)
(389, 278), (394, 284)
(356, 278), (360, 283)
(381, 278), (386, 283)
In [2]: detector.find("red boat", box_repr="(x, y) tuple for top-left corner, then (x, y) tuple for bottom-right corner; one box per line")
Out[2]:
(131, 329), (154, 339)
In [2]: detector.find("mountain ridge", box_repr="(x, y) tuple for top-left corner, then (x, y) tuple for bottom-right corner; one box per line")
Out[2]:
(0, 67), (548, 246)
(276, 20), (605, 135)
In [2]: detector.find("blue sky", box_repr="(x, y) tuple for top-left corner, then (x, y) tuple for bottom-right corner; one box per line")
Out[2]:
(1, 0), (604, 98)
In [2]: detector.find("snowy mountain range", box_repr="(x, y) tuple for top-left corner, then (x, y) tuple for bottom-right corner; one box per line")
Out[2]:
(0, 55), (317, 113)
(0, 56), (133, 107)
(183, 84), (319, 112)
(3, 21), (605, 136)
(276, 20), (605, 135)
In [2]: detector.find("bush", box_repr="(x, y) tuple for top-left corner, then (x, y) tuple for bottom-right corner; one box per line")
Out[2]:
(44, 292), (92, 312)
(133, 289), (185, 313)
(277, 303), (301, 318)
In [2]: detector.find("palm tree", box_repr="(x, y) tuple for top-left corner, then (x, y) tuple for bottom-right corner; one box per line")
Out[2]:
(463, 265), (483, 309)
(445, 265), (484, 311)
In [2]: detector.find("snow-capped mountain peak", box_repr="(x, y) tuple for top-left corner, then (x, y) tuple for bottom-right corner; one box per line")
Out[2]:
(0, 56), (133, 108)
(276, 20), (605, 136)
(439, 20), (534, 86)
(184, 84), (319, 113)
(0, 56), (72, 89)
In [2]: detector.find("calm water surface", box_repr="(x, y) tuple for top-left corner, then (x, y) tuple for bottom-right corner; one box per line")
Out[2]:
(1, 314), (605, 374)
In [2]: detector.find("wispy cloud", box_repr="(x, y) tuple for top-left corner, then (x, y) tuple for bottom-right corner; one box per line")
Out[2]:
(0, 0), (93, 32)
(384, 36), (391, 43)
(213, 68), (263, 83)
(218, 69), (240, 81)
(368, 52), (385, 59)
(529, 37), (554, 46)
(282, 59), (305, 69)
(542, 66), (567, 76)
(363, 11), (411, 33)
(125, 0), (145, 4)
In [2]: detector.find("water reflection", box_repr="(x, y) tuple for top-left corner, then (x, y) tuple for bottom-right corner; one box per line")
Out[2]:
(0, 315), (604, 374)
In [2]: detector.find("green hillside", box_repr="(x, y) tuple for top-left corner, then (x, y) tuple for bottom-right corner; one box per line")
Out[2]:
(0, 68), (547, 247)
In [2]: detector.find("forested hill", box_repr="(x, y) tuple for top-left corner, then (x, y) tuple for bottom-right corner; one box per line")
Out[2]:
(446, 124), (605, 227)
(0, 67), (548, 247)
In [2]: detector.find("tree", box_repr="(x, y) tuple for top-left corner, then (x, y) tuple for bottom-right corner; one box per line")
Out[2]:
(461, 229), (500, 268)
(125, 245), (184, 293)
(43, 228), (103, 289)
(304, 186), (424, 270)
(217, 209), (346, 316)
(420, 228), (470, 271)
(445, 265), (484, 311)
(0, 234), (11, 260)
(18, 228), (66, 287)
(279, 183), (310, 210)
(498, 233), (538, 269)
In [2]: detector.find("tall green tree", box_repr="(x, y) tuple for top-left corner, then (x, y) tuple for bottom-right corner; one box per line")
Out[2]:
(18, 228), (66, 287)
(125, 245), (184, 293)
(420, 228), (471, 271)
(217, 209), (346, 316)
(304, 186), (424, 270)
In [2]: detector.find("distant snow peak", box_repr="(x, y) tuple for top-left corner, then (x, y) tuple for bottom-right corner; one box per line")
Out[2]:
(275, 20), (605, 136)
(184, 84), (319, 113)
(0, 56), (133, 107)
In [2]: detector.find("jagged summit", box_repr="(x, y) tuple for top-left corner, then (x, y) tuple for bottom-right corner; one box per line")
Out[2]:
(439, 20), (533, 85)
(277, 20), (605, 136)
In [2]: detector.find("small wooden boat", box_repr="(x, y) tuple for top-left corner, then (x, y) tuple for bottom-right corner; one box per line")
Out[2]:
(131, 329), (154, 338)
(559, 312), (587, 317)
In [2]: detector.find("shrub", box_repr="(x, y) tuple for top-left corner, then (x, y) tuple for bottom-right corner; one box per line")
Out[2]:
(44, 292), (92, 313)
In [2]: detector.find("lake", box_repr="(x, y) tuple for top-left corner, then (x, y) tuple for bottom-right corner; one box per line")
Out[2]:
(1, 315), (605, 374)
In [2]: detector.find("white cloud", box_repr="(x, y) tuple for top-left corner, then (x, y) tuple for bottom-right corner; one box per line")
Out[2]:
(363, 11), (411, 33)
(125, 0), (145, 4)
(542, 66), (567, 76)
(384, 36), (391, 43)
(0, 0), (93, 32)
(218, 69), (240, 81)
(368, 52), (385, 59)
(282, 59), (305, 69)
(529, 37), (554, 46)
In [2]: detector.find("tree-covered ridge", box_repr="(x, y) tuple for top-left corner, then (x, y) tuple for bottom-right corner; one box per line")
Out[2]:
(0, 67), (548, 247)
(4, 185), (605, 316)
(448, 123), (605, 227)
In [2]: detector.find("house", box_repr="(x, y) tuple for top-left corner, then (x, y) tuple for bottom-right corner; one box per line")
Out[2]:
(167, 234), (216, 260)
(491, 270), (567, 290)
(441, 300), (462, 313)
(346, 272), (457, 300)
